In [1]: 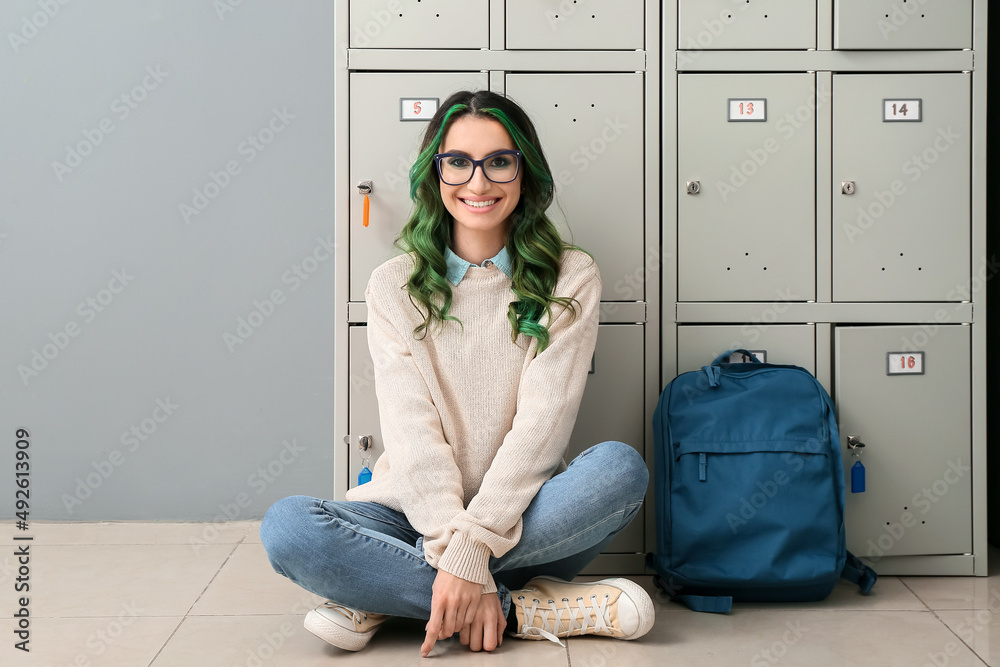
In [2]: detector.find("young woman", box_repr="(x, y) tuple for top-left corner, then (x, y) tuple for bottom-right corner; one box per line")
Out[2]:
(260, 90), (652, 656)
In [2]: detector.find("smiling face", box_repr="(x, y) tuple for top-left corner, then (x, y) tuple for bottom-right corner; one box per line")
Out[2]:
(437, 115), (522, 258)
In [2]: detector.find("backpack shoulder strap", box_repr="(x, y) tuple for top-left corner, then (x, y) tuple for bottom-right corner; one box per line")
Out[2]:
(676, 594), (733, 613)
(842, 551), (878, 594)
(653, 574), (734, 613)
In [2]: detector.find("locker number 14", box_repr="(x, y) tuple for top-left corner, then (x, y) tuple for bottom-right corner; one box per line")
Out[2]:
(883, 99), (922, 122)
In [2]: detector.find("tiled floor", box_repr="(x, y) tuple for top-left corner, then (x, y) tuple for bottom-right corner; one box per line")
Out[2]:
(5, 521), (999, 666)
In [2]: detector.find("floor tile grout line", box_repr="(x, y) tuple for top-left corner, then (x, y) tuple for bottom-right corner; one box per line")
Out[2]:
(899, 578), (935, 612)
(183, 539), (246, 616)
(145, 538), (246, 667)
(143, 616), (187, 667)
(926, 608), (992, 667)
(884, 579), (991, 667)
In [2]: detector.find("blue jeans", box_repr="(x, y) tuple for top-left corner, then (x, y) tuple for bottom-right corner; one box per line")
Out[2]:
(260, 441), (648, 619)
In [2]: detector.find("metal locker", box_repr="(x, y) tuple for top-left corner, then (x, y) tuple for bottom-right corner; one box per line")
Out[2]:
(834, 0), (972, 50)
(349, 71), (489, 302)
(349, 0), (488, 49)
(678, 73), (816, 302)
(832, 73), (970, 302)
(676, 325), (816, 375)
(505, 74), (645, 303)
(567, 325), (646, 553)
(506, 0), (644, 50)
(835, 325), (972, 559)
(678, 0), (816, 50)
(348, 326), (384, 490)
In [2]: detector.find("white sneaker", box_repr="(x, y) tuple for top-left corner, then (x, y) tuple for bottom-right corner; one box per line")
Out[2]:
(303, 602), (389, 651)
(510, 576), (654, 645)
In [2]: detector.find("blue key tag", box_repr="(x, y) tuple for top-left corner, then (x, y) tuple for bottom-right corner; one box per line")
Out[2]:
(851, 460), (865, 494)
(358, 465), (372, 485)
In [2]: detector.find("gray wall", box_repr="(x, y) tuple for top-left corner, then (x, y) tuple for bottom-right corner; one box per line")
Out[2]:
(0, 1), (337, 520)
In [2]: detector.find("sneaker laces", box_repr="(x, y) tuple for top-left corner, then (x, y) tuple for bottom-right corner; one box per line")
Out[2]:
(325, 603), (366, 625)
(516, 592), (614, 646)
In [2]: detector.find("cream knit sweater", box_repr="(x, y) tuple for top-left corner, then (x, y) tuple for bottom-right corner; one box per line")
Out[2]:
(346, 249), (601, 593)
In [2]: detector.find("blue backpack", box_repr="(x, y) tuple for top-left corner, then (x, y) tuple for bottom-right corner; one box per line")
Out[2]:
(647, 350), (877, 613)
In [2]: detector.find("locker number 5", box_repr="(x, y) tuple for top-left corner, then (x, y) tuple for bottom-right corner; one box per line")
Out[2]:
(400, 98), (439, 122)
(886, 352), (925, 375)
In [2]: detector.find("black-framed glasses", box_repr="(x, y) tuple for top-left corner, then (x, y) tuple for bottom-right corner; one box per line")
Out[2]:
(433, 150), (522, 186)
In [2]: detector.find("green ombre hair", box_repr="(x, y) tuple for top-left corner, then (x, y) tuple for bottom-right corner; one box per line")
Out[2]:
(395, 90), (583, 352)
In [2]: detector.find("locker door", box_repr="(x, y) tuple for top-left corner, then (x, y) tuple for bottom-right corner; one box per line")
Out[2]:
(506, 0), (644, 50)
(835, 325), (971, 558)
(568, 324), (646, 553)
(348, 326), (383, 490)
(349, 0), (488, 49)
(678, 0), (816, 50)
(676, 324), (815, 375)
(678, 73), (816, 302)
(505, 74), (645, 303)
(834, 0), (972, 50)
(832, 74), (970, 302)
(349, 72), (489, 302)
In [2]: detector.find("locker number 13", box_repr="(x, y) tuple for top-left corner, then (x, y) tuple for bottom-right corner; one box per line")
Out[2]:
(728, 98), (766, 122)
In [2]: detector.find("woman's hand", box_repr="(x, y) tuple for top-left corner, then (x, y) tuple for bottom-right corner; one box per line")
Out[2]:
(459, 592), (506, 652)
(421, 570), (482, 657)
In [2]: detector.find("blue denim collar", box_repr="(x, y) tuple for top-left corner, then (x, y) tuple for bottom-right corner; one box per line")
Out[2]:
(444, 246), (513, 286)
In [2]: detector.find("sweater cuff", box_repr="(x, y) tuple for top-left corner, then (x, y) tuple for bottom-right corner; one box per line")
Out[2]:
(437, 532), (494, 590)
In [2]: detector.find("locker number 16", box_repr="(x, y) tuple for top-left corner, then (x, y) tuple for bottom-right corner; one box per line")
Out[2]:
(887, 352), (925, 375)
